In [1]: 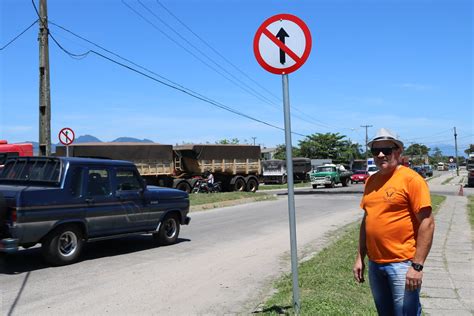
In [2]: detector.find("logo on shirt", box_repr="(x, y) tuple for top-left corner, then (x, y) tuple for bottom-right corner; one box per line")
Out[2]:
(383, 186), (397, 202)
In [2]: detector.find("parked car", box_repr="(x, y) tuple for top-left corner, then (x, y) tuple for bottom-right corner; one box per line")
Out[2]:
(367, 165), (379, 176)
(412, 166), (427, 178)
(350, 170), (369, 184)
(0, 156), (191, 266)
(422, 164), (433, 177)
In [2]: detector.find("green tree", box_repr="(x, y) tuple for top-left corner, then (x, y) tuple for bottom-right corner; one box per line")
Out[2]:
(465, 144), (474, 156)
(429, 146), (444, 164)
(298, 132), (352, 164)
(273, 144), (301, 160)
(216, 138), (240, 144)
(405, 143), (430, 165)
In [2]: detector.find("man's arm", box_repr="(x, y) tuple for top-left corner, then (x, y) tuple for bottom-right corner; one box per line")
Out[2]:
(406, 207), (435, 291)
(353, 213), (367, 283)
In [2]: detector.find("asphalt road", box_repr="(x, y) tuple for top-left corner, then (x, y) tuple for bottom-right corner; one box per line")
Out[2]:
(1, 169), (470, 315)
(1, 190), (363, 315)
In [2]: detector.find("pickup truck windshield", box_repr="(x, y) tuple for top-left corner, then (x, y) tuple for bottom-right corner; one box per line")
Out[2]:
(0, 158), (61, 184)
(317, 166), (336, 172)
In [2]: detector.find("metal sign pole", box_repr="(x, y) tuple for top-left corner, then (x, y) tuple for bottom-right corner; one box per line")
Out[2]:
(66, 145), (69, 157)
(282, 73), (300, 313)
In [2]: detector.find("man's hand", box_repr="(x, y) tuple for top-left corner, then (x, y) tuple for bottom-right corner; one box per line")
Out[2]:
(405, 267), (423, 291)
(353, 257), (365, 283)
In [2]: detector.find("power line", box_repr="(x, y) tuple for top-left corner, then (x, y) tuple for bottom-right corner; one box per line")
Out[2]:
(122, 0), (279, 110)
(125, 0), (335, 131)
(0, 19), (38, 51)
(155, 0), (281, 103)
(41, 20), (309, 137)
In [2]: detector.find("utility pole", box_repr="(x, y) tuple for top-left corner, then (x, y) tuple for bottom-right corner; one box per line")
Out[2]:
(251, 137), (257, 146)
(39, 0), (51, 156)
(454, 127), (459, 176)
(361, 125), (373, 163)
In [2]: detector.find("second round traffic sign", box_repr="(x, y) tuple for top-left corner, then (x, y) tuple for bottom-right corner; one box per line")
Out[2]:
(254, 14), (312, 75)
(58, 127), (75, 146)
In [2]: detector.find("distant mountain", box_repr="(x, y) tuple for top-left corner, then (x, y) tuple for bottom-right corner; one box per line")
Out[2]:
(112, 137), (154, 143)
(75, 134), (102, 143)
(26, 135), (154, 154)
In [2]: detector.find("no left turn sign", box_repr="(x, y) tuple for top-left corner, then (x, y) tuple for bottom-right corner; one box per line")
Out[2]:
(58, 127), (75, 146)
(254, 14), (312, 75)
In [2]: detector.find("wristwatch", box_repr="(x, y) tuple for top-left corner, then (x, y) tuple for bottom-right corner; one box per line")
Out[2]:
(411, 262), (424, 272)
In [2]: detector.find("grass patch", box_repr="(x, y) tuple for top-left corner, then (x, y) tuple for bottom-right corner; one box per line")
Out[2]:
(431, 194), (446, 215)
(441, 177), (454, 185)
(468, 195), (474, 229)
(189, 192), (275, 207)
(258, 194), (446, 315)
(258, 182), (311, 191)
(259, 223), (377, 315)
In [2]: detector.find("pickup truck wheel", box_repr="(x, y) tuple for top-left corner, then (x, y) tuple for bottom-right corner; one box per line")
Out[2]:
(312, 184), (317, 189)
(154, 214), (180, 246)
(342, 178), (349, 187)
(325, 181), (335, 188)
(41, 225), (83, 266)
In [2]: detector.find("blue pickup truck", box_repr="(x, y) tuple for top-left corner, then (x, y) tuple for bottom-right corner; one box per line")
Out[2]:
(0, 156), (190, 266)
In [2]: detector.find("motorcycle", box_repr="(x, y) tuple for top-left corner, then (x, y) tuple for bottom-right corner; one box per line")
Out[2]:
(192, 178), (221, 193)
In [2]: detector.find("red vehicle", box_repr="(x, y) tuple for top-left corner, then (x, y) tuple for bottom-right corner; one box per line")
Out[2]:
(0, 140), (34, 167)
(350, 170), (369, 184)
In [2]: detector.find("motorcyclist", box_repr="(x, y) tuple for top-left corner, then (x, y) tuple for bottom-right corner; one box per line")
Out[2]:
(203, 170), (214, 190)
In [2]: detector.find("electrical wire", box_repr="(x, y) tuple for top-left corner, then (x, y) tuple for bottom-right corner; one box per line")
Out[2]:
(122, 0), (279, 110)
(125, 0), (336, 131)
(0, 20), (38, 51)
(30, 1), (308, 138)
(155, 0), (281, 103)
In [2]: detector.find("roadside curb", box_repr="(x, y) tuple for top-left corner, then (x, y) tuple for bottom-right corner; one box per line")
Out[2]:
(422, 195), (474, 315)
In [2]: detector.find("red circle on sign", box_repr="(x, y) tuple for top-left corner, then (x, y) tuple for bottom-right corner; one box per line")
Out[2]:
(254, 13), (312, 75)
(58, 127), (75, 146)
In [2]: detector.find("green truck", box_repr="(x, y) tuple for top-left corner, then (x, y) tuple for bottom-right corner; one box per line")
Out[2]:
(309, 164), (352, 189)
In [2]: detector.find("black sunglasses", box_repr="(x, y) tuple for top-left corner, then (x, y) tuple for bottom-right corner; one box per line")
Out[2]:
(371, 147), (398, 156)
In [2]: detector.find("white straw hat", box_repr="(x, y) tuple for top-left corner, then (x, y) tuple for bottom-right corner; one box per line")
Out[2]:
(367, 128), (404, 149)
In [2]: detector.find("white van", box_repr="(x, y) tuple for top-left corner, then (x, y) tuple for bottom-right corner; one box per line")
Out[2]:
(367, 165), (379, 176)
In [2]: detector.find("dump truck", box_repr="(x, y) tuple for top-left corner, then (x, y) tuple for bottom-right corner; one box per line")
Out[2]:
(0, 140), (33, 168)
(261, 158), (311, 184)
(55, 143), (261, 193)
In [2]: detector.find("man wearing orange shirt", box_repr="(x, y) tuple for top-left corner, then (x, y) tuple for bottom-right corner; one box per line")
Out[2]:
(353, 128), (435, 315)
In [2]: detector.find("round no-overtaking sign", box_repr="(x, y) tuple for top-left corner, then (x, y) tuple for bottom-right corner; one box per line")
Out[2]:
(254, 14), (312, 75)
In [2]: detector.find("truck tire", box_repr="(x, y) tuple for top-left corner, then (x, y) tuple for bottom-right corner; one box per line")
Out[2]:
(325, 180), (335, 188)
(233, 177), (246, 192)
(176, 181), (191, 193)
(246, 178), (259, 192)
(0, 192), (6, 238)
(312, 184), (317, 189)
(342, 178), (349, 187)
(153, 214), (180, 246)
(41, 224), (84, 266)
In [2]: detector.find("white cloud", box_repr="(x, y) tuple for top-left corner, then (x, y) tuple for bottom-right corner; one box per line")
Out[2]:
(397, 83), (433, 91)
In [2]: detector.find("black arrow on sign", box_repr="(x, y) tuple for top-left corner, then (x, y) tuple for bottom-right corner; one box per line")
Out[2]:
(276, 27), (289, 64)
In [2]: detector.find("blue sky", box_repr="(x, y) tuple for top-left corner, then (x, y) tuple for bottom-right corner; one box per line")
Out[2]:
(1, 0), (472, 154)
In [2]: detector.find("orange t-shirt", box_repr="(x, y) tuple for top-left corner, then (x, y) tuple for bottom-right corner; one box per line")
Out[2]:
(361, 166), (431, 263)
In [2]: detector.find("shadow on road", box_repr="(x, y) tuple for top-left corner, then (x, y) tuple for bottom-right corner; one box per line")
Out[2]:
(0, 235), (191, 274)
(252, 304), (292, 314)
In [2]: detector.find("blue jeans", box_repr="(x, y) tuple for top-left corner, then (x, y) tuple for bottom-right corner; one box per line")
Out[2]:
(368, 260), (421, 316)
